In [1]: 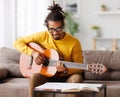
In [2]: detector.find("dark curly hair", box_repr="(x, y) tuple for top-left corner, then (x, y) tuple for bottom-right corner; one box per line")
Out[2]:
(45, 1), (65, 28)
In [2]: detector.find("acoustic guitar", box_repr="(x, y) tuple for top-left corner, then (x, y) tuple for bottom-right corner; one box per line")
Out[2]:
(20, 42), (107, 78)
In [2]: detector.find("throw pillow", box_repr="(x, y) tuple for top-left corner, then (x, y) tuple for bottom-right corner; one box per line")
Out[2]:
(0, 66), (8, 80)
(0, 47), (23, 77)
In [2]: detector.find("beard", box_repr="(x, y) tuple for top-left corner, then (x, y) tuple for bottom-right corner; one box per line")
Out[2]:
(53, 36), (60, 40)
(52, 34), (61, 40)
(51, 32), (65, 40)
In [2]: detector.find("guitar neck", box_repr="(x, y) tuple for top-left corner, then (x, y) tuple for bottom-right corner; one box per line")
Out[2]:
(48, 60), (88, 70)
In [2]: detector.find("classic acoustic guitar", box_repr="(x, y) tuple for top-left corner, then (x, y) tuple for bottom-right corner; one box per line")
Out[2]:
(20, 42), (107, 78)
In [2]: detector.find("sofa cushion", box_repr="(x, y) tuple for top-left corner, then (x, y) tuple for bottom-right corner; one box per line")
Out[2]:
(83, 50), (111, 66)
(83, 50), (111, 80)
(0, 47), (23, 77)
(83, 50), (120, 80)
(0, 78), (29, 97)
(110, 51), (120, 70)
(83, 70), (120, 80)
(83, 80), (120, 97)
(0, 66), (8, 80)
(0, 47), (20, 63)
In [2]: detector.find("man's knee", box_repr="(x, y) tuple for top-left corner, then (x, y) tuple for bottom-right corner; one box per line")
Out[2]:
(30, 73), (40, 79)
(66, 74), (83, 83)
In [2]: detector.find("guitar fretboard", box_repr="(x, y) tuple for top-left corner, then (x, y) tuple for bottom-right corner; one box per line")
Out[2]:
(48, 60), (88, 70)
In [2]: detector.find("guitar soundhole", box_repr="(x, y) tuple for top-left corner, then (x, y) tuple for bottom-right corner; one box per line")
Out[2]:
(43, 58), (49, 66)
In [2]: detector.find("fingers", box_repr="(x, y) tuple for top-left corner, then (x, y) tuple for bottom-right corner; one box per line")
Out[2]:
(36, 54), (45, 64)
(56, 62), (67, 73)
(36, 54), (46, 65)
(32, 51), (46, 65)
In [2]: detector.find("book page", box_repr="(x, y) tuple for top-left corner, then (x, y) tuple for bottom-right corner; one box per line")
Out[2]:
(35, 82), (102, 92)
(62, 83), (101, 92)
(35, 82), (79, 91)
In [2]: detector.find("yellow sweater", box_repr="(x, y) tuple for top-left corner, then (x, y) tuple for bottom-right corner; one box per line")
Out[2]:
(14, 31), (83, 76)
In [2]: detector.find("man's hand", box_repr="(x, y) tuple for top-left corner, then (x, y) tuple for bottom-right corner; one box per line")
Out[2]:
(56, 62), (68, 73)
(32, 51), (46, 65)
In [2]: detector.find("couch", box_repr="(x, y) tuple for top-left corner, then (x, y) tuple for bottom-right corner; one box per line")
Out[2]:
(0, 47), (120, 97)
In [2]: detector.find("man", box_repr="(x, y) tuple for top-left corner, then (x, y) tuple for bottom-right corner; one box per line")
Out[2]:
(14, 2), (106, 97)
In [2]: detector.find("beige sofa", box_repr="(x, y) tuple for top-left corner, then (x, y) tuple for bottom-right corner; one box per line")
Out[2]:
(0, 47), (120, 97)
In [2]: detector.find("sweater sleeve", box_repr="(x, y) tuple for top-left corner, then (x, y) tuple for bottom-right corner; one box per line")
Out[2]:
(72, 41), (83, 63)
(14, 32), (45, 55)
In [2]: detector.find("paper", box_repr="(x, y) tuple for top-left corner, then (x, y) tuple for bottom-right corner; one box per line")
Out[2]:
(35, 82), (102, 92)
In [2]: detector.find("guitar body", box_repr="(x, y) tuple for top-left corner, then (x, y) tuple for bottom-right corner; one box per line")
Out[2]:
(20, 43), (59, 78)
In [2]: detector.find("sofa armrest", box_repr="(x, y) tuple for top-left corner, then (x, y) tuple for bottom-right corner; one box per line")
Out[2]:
(0, 66), (8, 81)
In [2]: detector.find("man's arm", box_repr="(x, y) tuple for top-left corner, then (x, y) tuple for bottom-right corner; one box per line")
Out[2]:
(14, 36), (34, 55)
(14, 32), (44, 55)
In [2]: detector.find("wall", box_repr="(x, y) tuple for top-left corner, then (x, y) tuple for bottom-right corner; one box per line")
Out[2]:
(0, 0), (16, 48)
(1, 0), (120, 49)
(31, 0), (52, 34)
(16, 0), (52, 37)
(0, 0), (4, 47)
(77, 0), (120, 50)
(57, 0), (120, 50)
(4, 0), (16, 48)
(0, 0), (52, 48)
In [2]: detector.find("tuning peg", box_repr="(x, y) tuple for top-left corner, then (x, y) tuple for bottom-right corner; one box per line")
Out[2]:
(101, 65), (108, 73)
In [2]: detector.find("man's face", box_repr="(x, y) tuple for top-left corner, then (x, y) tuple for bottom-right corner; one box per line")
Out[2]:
(47, 21), (65, 40)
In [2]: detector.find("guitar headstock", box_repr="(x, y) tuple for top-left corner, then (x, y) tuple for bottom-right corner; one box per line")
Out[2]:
(88, 63), (107, 75)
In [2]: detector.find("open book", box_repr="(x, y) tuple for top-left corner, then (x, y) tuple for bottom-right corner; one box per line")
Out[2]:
(35, 82), (102, 92)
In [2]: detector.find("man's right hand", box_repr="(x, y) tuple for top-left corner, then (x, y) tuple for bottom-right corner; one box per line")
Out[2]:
(32, 51), (46, 65)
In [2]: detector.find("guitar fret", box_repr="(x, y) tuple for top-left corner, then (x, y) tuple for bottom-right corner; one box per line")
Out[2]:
(48, 60), (88, 70)
(63, 62), (88, 70)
